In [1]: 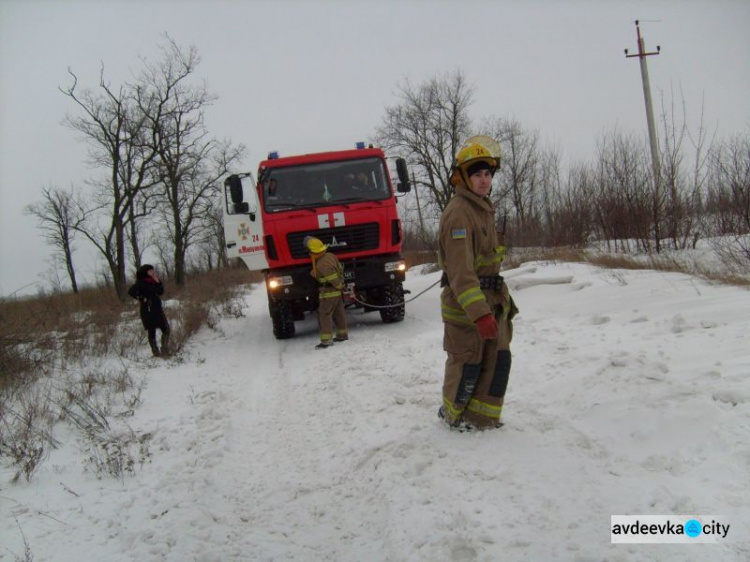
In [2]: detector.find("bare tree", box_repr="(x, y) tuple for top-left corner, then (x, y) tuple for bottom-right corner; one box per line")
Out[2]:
(157, 142), (244, 281)
(199, 194), (230, 270)
(482, 118), (543, 245)
(137, 37), (245, 285)
(152, 232), (174, 279)
(658, 87), (685, 250)
(536, 145), (566, 246)
(61, 68), (160, 299)
(707, 133), (750, 269)
(375, 70), (473, 222)
(658, 88), (714, 250)
(126, 188), (158, 272)
(558, 163), (596, 247)
(24, 185), (89, 293)
(590, 129), (652, 252)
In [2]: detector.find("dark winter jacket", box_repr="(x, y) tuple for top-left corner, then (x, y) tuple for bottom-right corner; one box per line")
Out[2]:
(128, 267), (168, 330)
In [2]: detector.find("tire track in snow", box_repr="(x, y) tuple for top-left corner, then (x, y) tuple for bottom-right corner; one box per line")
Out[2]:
(207, 289), (395, 559)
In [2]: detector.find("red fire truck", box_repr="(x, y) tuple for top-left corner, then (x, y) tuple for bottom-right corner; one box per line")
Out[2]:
(223, 143), (411, 339)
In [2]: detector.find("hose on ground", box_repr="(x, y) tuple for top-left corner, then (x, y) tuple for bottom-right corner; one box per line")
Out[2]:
(348, 278), (441, 310)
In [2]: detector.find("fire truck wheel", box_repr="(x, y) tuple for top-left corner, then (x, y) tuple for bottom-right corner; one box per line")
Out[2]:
(270, 300), (296, 339)
(379, 283), (405, 324)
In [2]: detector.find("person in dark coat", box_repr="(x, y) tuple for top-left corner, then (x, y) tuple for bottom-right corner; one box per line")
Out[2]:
(128, 264), (171, 357)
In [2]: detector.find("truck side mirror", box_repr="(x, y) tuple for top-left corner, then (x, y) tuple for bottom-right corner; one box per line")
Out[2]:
(226, 175), (244, 204)
(395, 158), (411, 193)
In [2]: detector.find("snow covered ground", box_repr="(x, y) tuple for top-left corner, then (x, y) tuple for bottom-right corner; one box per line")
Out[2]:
(2, 261), (749, 561)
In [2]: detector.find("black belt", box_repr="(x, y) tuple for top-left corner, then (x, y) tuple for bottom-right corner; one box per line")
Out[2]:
(440, 272), (504, 291)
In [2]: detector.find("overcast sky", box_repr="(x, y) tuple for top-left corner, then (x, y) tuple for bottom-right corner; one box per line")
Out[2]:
(1, 0), (748, 296)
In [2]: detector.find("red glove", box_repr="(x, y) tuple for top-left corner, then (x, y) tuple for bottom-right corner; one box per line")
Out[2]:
(475, 314), (499, 340)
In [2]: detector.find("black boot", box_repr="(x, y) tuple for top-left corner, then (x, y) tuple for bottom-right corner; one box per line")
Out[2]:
(161, 332), (169, 357)
(149, 340), (160, 357)
(148, 334), (160, 357)
(160, 330), (170, 357)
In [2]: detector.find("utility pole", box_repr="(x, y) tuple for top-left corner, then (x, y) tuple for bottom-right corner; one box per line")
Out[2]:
(625, 19), (662, 252)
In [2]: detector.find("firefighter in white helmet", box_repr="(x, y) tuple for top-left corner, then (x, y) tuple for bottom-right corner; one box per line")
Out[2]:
(304, 236), (349, 348)
(437, 136), (519, 431)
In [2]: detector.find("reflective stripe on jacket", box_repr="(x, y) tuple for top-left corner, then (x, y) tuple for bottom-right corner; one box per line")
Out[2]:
(438, 184), (506, 325)
(311, 252), (344, 298)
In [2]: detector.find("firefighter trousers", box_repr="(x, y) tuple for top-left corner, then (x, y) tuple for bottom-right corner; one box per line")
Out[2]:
(442, 307), (513, 429)
(317, 294), (348, 343)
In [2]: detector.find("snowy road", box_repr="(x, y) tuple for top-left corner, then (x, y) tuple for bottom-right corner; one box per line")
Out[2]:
(2, 263), (749, 561)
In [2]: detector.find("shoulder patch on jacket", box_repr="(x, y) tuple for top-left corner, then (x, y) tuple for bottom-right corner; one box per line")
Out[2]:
(452, 228), (467, 240)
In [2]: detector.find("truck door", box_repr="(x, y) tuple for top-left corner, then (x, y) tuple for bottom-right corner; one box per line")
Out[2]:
(223, 174), (269, 271)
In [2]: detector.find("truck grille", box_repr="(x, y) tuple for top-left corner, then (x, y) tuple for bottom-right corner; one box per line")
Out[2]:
(288, 223), (380, 259)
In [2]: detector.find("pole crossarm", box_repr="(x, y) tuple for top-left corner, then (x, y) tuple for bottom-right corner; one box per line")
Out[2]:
(625, 51), (660, 58)
(623, 19), (661, 58)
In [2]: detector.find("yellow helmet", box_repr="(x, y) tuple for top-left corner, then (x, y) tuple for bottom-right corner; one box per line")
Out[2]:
(304, 236), (327, 254)
(450, 135), (501, 187)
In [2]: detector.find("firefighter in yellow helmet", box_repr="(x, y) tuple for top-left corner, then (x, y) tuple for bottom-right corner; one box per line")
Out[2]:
(304, 236), (349, 348)
(437, 136), (518, 431)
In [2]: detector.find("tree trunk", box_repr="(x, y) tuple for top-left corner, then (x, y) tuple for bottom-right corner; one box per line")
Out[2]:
(114, 220), (127, 300)
(63, 239), (79, 294)
(173, 197), (186, 286)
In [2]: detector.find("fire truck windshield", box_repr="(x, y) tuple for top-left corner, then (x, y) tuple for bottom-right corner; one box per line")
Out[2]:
(262, 157), (391, 213)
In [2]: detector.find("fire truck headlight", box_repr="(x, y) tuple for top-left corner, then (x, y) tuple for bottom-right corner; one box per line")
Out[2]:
(268, 275), (293, 290)
(384, 260), (407, 273)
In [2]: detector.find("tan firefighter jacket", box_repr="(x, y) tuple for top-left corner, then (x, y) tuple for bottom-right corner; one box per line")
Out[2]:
(438, 183), (510, 326)
(311, 251), (345, 299)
